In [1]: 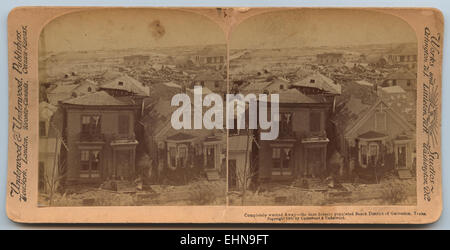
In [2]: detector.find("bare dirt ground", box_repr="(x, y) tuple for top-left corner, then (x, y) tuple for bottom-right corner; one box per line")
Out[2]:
(39, 179), (226, 207)
(228, 178), (416, 206)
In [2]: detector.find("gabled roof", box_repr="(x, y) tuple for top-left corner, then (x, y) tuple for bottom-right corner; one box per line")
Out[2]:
(338, 99), (415, 138)
(381, 86), (406, 94)
(242, 81), (273, 94)
(48, 84), (78, 94)
(62, 91), (131, 106)
(274, 89), (319, 104)
(101, 75), (150, 96)
(76, 78), (98, 86)
(241, 77), (289, 94)
(98, 70), (124, 82)
(292, 72), (341, 95)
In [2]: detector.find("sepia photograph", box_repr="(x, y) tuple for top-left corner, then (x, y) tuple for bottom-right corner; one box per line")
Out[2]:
(227, 9), (418, 206)
(38, 9), (227, 206)
(5, 5), (443, 224)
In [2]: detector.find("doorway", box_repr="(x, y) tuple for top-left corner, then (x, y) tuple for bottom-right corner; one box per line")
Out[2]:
(228, 159), (237, 190)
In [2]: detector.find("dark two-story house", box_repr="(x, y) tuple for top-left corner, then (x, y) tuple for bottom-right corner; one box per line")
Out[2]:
(61, 75), (150, 184)
(61, 91), (140, 183)
(256, 89), (331, 182)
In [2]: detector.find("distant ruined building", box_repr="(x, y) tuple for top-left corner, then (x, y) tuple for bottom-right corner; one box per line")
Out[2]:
(316, 53), (344, 65)
(124, 55), (150, 67)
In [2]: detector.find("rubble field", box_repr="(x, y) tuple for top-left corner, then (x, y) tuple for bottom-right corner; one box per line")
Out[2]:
(228, 178), (416, 206)
(39, 179), (226, 207)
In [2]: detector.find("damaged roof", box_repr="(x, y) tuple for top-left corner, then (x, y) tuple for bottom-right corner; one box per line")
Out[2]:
(62, 91), (132, 106)
(292, 72), (341, 95)
(101, 75), (150, 96)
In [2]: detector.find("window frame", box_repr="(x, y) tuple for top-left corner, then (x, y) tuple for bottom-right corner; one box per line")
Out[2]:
(359, 142), (379, 168)
(271, 147), (293, 176)
(79, 150), (101, 179)
(279, 112), (294, 137)
(81, 115), (102, 138)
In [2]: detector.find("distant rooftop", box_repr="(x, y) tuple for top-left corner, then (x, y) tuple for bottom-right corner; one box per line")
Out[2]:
(62, 91), (132, 106)
(381, 85), (406, 94)
(101, 75), (150, 96)
(292, 72), (341, 95)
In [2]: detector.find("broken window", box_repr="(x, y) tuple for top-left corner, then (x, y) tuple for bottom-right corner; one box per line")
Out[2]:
(279, 112), (293, 137)
(81, 115), (101, 139)
(80, 150), (101, 178)
(272, 147), (292, 176)
(359, 143), (379, 168)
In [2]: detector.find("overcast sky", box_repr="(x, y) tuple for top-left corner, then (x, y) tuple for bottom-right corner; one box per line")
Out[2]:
(39, 9), (226, 54)
(230, 9), (417, 49)
(39, 8), (417, 54)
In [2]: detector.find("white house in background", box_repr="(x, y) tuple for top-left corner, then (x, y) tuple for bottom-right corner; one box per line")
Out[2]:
(228, 135), (253, 190)
(39, 102), (64, 193)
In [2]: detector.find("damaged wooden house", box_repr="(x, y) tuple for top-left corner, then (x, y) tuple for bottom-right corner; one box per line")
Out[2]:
(331, 81), (416, 181)
(140, 83), (226, 184)
(60, 74), (150, 184)
(254, 89), (332, 182)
